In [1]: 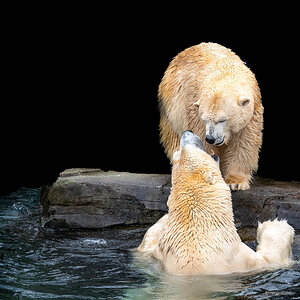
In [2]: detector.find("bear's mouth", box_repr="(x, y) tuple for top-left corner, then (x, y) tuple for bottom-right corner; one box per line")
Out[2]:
(215, 138), (224, 146)
(211, 150), (219, 162)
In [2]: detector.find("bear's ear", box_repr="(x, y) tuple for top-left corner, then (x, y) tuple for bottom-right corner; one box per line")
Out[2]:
(167, 194), (172, 208)
(172, 150), (181, 163)
(238, 96), (251, 107)
(204, 171), (216, 185)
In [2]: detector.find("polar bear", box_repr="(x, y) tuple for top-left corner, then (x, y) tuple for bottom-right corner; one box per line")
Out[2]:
(158, 42), (264, 190)
(137, 131), (294, 275)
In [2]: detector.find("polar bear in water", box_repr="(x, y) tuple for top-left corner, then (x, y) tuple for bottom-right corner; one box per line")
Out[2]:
(137, 131), (295, 275)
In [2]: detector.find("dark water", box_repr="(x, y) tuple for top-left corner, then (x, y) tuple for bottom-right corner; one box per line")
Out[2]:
(0, 188), (299, 300)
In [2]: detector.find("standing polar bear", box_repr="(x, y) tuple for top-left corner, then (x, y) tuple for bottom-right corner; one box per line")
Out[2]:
(158, 42), (264, 190)
(137, 131), (295, 275)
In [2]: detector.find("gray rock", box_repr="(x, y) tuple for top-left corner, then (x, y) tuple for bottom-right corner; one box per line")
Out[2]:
(232, 177), (300, 241)
(40, 169), (170, 229)
(40, 169), (300, 242)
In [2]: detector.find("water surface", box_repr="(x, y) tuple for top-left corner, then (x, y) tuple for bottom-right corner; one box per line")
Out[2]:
(0, 188), (299, 299)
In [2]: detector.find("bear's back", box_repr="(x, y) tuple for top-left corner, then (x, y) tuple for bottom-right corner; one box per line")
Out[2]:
(159, 42), (251, 103)
(170, 42), (243, 71)
(197, 42), (240, 62)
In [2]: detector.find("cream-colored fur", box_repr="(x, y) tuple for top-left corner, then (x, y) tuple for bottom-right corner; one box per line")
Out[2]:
(158, 42), (264, 190)
(137, 131), (294, 275)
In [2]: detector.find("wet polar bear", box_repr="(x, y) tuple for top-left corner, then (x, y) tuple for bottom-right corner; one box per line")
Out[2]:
(137, 131), (294, 275)
(158, 42), (264, 190)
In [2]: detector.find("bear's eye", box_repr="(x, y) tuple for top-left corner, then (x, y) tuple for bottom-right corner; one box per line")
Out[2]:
(218, 118), (226, 123)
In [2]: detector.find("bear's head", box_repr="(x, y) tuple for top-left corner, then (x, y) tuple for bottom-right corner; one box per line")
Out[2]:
(193, 84), (255, 146)
(171, 130), (227, 189)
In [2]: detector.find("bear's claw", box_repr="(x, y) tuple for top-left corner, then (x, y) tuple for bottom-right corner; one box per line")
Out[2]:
(228, 181), (250, 191)
(225, 174), (250, 191)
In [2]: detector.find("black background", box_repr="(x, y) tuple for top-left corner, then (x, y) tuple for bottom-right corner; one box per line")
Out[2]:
(1, 5), (299, 195)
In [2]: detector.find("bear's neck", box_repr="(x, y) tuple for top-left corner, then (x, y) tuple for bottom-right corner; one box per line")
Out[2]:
(168, 181), (239, 244)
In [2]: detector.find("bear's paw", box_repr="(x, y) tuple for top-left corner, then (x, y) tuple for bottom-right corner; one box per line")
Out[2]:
(225, 174), (250, 191)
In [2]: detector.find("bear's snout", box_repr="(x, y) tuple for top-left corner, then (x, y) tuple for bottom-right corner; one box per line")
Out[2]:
(180, 131), (204, 150)
(205, 122), (226, 146)
(206, 134), (224, 146)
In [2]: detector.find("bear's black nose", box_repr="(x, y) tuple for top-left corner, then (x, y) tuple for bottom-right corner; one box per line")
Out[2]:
(205, 135), (215, 144)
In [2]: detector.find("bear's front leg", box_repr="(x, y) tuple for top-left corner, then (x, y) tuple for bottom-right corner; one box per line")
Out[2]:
(221, 125), (262, 191)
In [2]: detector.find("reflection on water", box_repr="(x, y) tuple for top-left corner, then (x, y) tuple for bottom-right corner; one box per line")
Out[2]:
(0, 188), (299, 299)
(129, 253), (300, 300)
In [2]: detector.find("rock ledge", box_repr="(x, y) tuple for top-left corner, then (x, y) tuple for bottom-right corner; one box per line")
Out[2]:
(40, 168), (300, 241)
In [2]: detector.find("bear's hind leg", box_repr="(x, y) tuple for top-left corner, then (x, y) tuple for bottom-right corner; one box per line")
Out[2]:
(256, 219), (295, 268)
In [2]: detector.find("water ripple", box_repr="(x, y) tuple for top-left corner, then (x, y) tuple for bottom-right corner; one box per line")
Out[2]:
(0, 188), (299, 300)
